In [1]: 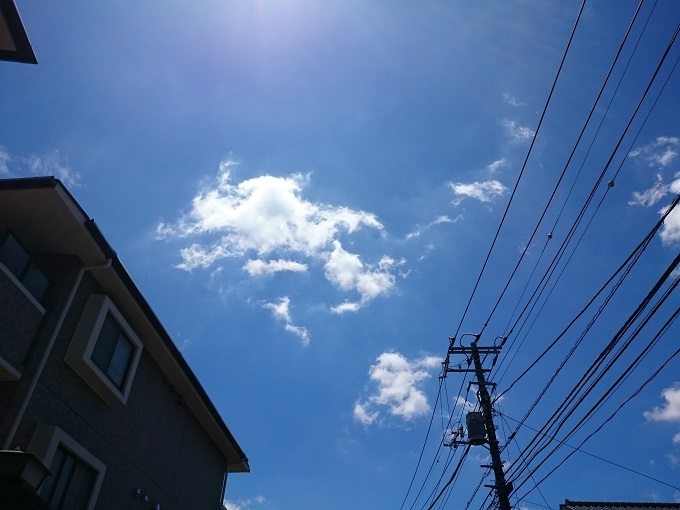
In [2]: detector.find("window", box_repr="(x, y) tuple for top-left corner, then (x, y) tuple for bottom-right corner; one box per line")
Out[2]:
(91, 314), (135, 389)
(0, 231), (50, 304)
(66, 295), (143, 405)
(40, 445), (97, 510)
(27, 424), (106, 510)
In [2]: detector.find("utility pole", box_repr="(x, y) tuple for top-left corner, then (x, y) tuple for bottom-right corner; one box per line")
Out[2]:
(445, 335), (512, 510)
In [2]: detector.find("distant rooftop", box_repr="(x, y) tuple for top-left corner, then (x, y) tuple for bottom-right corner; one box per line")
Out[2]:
(561, 501), (680, 510)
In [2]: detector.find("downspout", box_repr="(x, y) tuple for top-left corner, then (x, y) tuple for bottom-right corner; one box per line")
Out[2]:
(2, 258), (112, 450)
(219, 471), (228, 510)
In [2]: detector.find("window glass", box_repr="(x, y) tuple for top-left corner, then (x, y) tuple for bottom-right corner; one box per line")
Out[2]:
(22, 262), (50, 303)
(91, 313), (135, 389)
(0, 232), (50, 303)
(0, 233), (30, 278)
(40, 446), (96, 510)
(108, 335), (134, 388)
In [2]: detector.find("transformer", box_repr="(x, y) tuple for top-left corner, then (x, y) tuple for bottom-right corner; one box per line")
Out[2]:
(466, 412), (487, 445)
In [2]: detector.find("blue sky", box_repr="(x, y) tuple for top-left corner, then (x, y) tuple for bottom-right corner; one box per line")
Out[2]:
(2, 1), (680, 509)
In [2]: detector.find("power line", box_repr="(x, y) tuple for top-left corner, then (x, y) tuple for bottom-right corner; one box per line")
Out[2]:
(507, 259), (680, 495)
(479, 0), (649, 337)
(499, 411), (680, 493)
(495, 192), (680, 403)
(513, 307), (680, 501)
(452, 0), (588, 340)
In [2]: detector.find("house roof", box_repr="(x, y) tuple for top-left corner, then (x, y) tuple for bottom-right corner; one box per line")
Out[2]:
(561, 501), (680, 510)
(0, 176), (249, 473)
(0, 0), (37, 64)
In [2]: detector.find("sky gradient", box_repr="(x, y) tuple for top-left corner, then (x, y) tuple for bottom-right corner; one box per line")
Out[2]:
(2, 1), (680, 509)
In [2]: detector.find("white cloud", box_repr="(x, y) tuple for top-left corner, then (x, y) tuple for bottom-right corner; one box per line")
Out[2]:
(24, 151), (81, 188)
(404, 215), (459, 240)
(353, 401), (379, 425)
(224, 496), (266, 510)
(487, 159), (508, 173)
(659, 203), (680, 245)
(502, 119), (535, 143)
(159, 160), (402, 327)
(354, 351), (441, 424)
(450, 180), (507, 205)
(630, 137), (680, 168)
(243, 259), (308, 276)
(158, 161), (383, 266)
(263, 297), (310, 345)
(0, 147), (81, 186)
(263, 296), (293, 323)
(629, 174), (670, 207)
(503, 93), (526, 107)
(644, 383), (680, 421)
(324, 241), (400, 311)
(0, 148), (10, 175)
(674, 432), (680, 445)
(284, 323), (310, 344)
(433, 215), (456, 225)
(631, 174), (680, 245)
(331, 301), (361, 315)
(455, 396), (475, 413)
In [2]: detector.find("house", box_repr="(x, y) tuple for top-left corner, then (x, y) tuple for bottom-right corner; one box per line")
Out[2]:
(0, 0), (37, 64)
(561, 501), (680, 510)
(0, 176), (249, 510)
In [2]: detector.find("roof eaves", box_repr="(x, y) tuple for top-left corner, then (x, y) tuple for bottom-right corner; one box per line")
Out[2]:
(0, 176), (249, 472)
(83, 218), (250, 471)
(0, 0), (37, 64)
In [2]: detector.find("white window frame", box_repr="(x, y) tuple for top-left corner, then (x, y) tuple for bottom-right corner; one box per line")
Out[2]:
(27, 424), (106, 510)
(0, 356), (21, 381)
(66, 294), (143, 406)
(0, 231), (49, 312)
(0, 259), (46, 314)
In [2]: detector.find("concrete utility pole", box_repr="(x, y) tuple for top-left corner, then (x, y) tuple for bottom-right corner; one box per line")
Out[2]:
(446, 335), (512, 510)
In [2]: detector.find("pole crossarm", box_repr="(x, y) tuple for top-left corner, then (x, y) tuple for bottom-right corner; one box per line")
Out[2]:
(446, 335), (512, 510)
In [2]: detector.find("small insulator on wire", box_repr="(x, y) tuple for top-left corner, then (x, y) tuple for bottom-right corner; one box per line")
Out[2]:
(607, 180), (615, 188)
(547, 233), (553, 239)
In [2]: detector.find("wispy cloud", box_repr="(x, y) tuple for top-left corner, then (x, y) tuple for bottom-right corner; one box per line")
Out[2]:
(630, 137), (680, 168)
(25, 151), (81, 187)
(487, 159), (508, 173)
(455, 396), (475, 413)
(629, 174), (670, 207)
(0, 147), (81, 186)
(263, 297), (310, 345)
(0, 148), (10, 175)
(354, 351), (441, 425)
(404, 215), (459, 241)
(331, 301), (361, 315)
(449, 180), (507, 205)
(243, 259), (308, 276)
(502, 119), (535, 143)
(503, 93), (526, 107)
(628, 170), (680, 246)
(224, 496), (266, 510)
